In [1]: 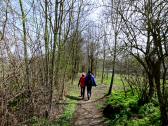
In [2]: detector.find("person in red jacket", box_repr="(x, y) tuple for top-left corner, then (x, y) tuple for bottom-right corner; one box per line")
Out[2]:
(78, 73), (86, 99)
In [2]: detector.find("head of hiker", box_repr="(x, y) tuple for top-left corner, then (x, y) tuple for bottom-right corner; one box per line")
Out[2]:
(82, 72), (85, 77)
(88, 70), (91, 75)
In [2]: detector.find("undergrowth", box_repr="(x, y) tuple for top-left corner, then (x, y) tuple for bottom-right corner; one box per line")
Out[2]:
(105, 90), (160, 126)
(29, 80), (79, 126)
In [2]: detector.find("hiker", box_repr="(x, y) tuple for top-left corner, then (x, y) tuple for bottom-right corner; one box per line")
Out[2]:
(78, 73), (86, 99)
(85, 71), (97, 100)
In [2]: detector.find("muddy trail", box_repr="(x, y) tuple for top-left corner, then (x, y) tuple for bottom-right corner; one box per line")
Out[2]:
(71, 84), (109, 126)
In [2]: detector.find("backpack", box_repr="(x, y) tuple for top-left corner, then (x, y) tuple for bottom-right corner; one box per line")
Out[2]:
(87, 74), (96, 86)
(86, 74), (92, 86)
(91, 76), (96, 86)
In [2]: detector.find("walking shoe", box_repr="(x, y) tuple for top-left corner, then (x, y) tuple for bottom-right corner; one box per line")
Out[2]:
(88, 94), (90, 100)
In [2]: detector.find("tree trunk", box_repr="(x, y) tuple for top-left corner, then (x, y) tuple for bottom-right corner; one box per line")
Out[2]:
(48, 0), (59, 116)
(148, 73), (154, 100)
(159, 103), (168, 126)
(19, 0), (30, 90)
(138, 73), (154, 105)
(101, 37), (106, 84)
(154, 62), (168, 126)
(44, 0), (49, 87)
(108, 32), (117, 95)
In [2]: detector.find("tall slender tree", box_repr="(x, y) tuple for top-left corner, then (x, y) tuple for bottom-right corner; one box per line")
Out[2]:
(18, 0), (30, 90)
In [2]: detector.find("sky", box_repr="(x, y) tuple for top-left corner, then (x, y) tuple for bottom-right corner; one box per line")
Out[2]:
(0, 0), (108, 58)
(87, 0), (104, 23)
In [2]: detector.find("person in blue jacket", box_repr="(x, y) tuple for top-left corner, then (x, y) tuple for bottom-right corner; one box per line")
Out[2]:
(85, 71), (97, 100)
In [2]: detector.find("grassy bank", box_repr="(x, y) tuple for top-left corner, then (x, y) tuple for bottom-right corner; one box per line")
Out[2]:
(30, 80), (79, 126)
(104, 91), (160, 126)
(95, 73), (161, 126)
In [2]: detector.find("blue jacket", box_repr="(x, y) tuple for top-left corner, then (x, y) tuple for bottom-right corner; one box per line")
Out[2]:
(85, 74), (97, 86)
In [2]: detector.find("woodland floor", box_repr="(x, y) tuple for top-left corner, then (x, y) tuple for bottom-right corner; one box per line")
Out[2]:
(71, 84), (109, 126)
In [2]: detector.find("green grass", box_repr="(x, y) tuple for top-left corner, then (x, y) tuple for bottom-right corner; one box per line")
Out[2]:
(105, 90), (160, 126)
(95, 72), (163, 126)
(96, 73), (127, 87)
(98, 72), (162, 126)
(53, 79), (80, 125)
(54, 103), (76, 126)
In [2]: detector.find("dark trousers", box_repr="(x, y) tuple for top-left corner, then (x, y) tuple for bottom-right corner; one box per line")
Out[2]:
(87, 85), (92, 98)
(81, 87), (85, 98)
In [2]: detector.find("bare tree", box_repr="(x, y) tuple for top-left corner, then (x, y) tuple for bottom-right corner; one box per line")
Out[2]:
(103, 0), (122, 95)
(118, 0), (168, 125)
(18, 0), (30, 90)
(101, 29), (107, 84)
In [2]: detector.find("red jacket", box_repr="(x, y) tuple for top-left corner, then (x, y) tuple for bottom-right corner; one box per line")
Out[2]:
(79, 76), (85, 88)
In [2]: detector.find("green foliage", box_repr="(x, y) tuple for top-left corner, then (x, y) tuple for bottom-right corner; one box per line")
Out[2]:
(139, 103), (160, 125)
(126, 118), (150, 126)
(105, 91), (161, 126)
(107, 91), (138, 108)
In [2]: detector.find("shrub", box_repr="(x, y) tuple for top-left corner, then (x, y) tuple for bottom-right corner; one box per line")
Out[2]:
(105, 90), (161, 126)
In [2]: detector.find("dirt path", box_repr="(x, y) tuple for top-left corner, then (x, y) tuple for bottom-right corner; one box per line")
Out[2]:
(72, 84), (109, 126)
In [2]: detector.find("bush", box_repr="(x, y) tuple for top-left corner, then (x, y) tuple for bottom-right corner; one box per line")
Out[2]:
(105, 90), (161, 126)
(107, 90), (138, 109)
(139, 103), (160, 125)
